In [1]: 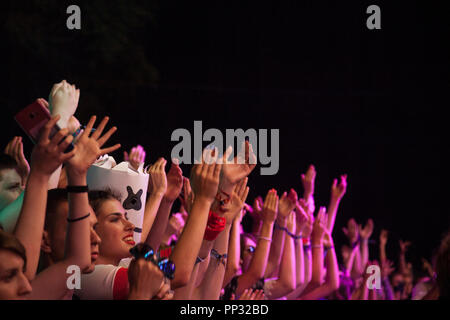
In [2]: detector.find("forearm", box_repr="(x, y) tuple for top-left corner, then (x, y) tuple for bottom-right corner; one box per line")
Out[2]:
(379, 244), (387, 264)
(236, 220), (274, 296)
(360, 238), (369, 270)
(47, 165), (62, 189)
(285, 247), (310, 299)
(223, 218), (241, 287)
(195, 240), (214, 287)
(295, 239), (305, 286)
(145, 198), (174, 251)
(64, 170), (91, 270)
(141, 192), (164, 241)
(268, 235), (296, 299)
(170, 198), (212, 288)
(14, 170), (50, 280)
(264, 217), (287, 278)
(311, 240), (324, 286)
(399, 252), (407, 274)
(299, 248), (339, 300)
(198, 224), (231, 300)
(246, 221), (273, 280)
(326, 197), (340, 234)
(251, 219), (262, 236)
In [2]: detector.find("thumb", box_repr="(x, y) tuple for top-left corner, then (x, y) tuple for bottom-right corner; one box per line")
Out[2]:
(124, 151), (129, 161)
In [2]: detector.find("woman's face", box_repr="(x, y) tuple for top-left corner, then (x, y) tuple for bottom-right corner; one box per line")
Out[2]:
(0, 249), (32, 300)
(94, 199), (135, 264)
(241, 236), (256, 272)
(0, 169), (23, 211)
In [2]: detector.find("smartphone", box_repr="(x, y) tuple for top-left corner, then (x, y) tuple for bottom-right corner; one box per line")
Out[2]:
(14, 99), (74, 152)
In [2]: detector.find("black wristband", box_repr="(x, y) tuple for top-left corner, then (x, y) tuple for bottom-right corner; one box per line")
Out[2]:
(67, 213), (90, 223)
(67, 185), (89, 193)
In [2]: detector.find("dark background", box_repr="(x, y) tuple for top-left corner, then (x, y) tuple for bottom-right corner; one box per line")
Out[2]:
(0, 1), (448, 271)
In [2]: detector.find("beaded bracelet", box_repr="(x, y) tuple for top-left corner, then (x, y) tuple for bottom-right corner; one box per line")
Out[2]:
(258, 236), (272, 242)
(210, 249), (227, 266)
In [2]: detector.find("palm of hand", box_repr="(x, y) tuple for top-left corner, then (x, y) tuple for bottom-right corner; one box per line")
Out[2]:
(359, 221), (374, 239)
(222, 162), (255, 185)
(279, 197), (295, 218)
(67, 138), (100, 172)
(165, 170), (183, 201)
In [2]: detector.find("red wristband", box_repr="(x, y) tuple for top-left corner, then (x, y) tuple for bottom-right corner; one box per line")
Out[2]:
(203, 210), (226, 241)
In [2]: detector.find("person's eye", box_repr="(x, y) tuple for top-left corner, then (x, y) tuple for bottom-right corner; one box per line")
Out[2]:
(110, 218), (120, 223)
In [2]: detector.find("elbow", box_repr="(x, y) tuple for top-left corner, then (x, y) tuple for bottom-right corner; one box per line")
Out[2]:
(282, 278), (296, 293)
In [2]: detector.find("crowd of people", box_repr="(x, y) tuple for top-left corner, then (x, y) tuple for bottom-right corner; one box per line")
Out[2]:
(0, 80), (448, 300)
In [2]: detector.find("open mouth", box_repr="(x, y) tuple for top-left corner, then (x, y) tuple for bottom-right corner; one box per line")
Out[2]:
(122, 235), (135, 246)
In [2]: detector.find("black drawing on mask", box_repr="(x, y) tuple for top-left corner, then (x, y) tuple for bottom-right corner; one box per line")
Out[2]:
(123, 186), (143, 211)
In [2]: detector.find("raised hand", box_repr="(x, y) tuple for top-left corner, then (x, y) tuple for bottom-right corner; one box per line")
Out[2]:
(4, 136), (30, 186)
(190, 147), (222, 204)
(48, 80), (80, 129)
(238, 288), (265, 300)
(30, 115), (76, 177)
(164, 160), (184, 202)
(381, 259), (395, 280)
(322, 228), (334, 249)
(301, 164), (316, 198)
(311, 207), (327, 244)
(124, 145), (146, 171)
(179, 177), (194, 214)
(399, 240), (411, 254)
(331, 174), (347, 201)
(65, 116), (120, 175)
(379, 229), (389, 247)
(342, 218), (359, 244)
(278, 189), (298, 220)
(128, 256), (165, 300)
(261, 189), (279, 224)
(221, 141), (257, 186)
(294, 201), (309, 236)
(224, 177), (250, 224)
(286, 211), (296, 235)
(147, 158), (168, 196)
(359, 219), (374, 240)
(250, 196), (263, 222)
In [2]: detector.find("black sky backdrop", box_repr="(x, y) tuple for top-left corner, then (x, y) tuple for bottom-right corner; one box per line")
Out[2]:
(0, 0), (448, 270)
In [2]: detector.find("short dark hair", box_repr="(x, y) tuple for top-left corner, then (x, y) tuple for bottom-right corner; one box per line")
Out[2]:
(88, 188), (122, 215)
(0, 154), (19, 180)
(0, 229), (27, 271)
(45, 188), (69, 231)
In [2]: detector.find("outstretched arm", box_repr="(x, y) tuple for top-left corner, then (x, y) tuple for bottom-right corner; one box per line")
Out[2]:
(265, 189), (297, 278)
(29, 116), (120, 299)
(14, 115), (76, 280)
(196, 178), (249, 300)
(145, 160), (183, 251)
(359, 219), (374, 269)
(327, 175), (347, 234)
(265, 212), (297, 299)
(141, 157), (167, 242)
(235, 189), (278, 297)
(170, 148), (221, 289)
(299, 230), (340, 300)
